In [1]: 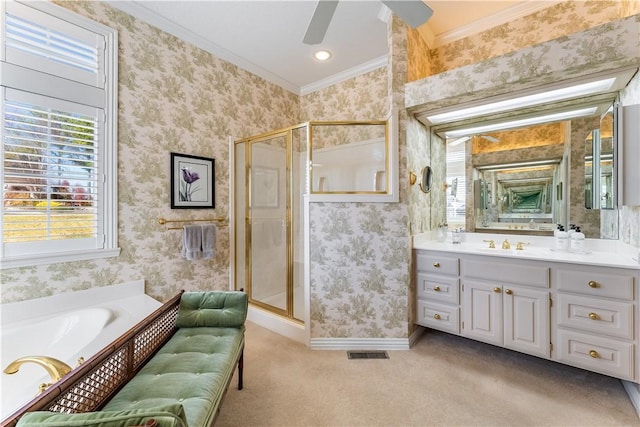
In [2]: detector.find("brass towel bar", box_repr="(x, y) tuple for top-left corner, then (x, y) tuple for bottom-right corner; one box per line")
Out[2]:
(158, 217), (226, 230)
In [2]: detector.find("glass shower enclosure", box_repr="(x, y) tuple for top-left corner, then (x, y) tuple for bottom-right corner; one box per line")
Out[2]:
(234, 125), (306, 322)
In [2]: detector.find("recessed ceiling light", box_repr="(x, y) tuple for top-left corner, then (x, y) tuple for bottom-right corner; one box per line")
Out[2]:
(314, 50), (332, 61)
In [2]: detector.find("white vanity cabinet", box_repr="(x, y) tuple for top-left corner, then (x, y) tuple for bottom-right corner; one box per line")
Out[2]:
(415, 252), (460, 334)
(461, 257), (550, 358)
(414, 248), (640, 383)
(554, 264), (637, 380)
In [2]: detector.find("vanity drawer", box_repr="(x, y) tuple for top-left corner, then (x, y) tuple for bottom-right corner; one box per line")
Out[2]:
(556, 268), (635, 300)
(557, 294), (634, 339)
(556, 329), (634, 381)
(416, 273), (459, 304)
(415, 252), (459, 276)
(417, 300), (460, 334)
(462, 258), (549, 288)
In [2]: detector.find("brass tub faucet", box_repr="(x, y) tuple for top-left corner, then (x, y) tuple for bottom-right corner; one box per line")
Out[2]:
(502, 239), (511, 249)
(4, 356), (73, 383)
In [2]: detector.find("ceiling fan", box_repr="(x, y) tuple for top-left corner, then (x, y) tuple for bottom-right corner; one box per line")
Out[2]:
(303, 0), (433, 45)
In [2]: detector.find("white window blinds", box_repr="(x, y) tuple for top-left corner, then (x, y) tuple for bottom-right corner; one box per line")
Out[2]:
(446, 144), (466, 222)
(1, 0), (118, 268)
(4, 0), (104, 87)
(3, 90), (101, 247)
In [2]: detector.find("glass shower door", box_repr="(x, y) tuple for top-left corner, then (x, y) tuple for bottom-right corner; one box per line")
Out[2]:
(248, 133), (289, 314)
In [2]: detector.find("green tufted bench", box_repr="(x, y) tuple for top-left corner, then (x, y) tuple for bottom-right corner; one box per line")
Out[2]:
(7, 290), (248, 427)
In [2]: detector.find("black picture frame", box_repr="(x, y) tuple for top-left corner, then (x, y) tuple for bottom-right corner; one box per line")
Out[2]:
(170, 152), (215, 209)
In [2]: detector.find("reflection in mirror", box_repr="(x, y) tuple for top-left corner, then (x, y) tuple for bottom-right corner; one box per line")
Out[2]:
(585, 106), (615, 209)
(309, 122), (387, 193)
(442, 99), (619, 239)
(445, 139), (465, 227)
(475, 161), (560, 232)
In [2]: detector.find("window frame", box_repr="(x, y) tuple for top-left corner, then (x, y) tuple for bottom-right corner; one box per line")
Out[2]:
(1, 0), (119, 269)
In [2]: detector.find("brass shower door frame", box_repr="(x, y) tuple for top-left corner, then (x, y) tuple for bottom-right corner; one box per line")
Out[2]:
(235, 124), (305, 322)
(234, 119), (391, 322)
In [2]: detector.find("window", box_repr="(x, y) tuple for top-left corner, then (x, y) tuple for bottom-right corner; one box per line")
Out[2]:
(446, 141), (466, 226)
(1, 0), (118, 268)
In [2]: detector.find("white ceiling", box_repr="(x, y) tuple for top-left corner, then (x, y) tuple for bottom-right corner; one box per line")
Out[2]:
(107, 1), (559, 95)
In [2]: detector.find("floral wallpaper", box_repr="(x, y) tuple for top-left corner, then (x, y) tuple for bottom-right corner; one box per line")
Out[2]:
(406, 26), (432, 83)
(308, 202), (409, 338)
(472, 123), (565, 154)
(568, 116), (602, 238)
(407, 0), (639, 82)
(405, 14), (640, 111)
(302, 17), (414, 340)
(0, 1), (299, 303)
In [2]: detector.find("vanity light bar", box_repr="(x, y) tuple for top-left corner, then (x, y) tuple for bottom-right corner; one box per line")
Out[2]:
(426, 78), (616, 125)
(443, 107), (597, 138)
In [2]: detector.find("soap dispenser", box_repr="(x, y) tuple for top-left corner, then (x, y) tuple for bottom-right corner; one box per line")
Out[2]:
(554, 224), (563, 237)
(571, 227), (585, 252)
(555, 225), (569, 251)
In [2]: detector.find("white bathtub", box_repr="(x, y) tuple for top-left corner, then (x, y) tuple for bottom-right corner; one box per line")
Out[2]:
(1, 281), (162, 420)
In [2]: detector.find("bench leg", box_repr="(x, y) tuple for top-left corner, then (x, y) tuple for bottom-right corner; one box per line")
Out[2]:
(237, 348), (244, 390)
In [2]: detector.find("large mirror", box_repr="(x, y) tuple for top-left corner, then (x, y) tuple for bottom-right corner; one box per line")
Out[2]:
(441, 97), (619, 239)
(420, 67), (638, 240)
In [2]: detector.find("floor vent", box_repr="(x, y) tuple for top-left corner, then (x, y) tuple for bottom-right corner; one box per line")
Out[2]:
(347, 350), (389, 360)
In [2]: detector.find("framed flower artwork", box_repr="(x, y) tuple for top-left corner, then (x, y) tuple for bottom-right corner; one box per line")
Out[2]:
(170, 153), (215, 209)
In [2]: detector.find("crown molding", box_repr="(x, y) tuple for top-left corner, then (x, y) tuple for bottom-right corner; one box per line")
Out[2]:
(432, 0), (563, 48)
(104, 1), (300, 94)
(300, 55), (388, 96)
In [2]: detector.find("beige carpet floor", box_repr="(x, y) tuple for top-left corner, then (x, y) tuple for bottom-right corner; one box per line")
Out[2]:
(216, 321), (639, 427)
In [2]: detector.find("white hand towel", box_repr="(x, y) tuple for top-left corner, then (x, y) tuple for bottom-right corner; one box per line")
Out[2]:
(201, 224), (217, 260)
(182, 225), (202, 260)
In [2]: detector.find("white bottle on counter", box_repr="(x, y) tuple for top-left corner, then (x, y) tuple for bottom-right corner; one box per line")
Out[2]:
(571, 227), (585, 252)
(555, 226), (569, 251)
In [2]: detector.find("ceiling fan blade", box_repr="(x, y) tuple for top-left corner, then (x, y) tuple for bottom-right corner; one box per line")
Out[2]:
(303, 0), (339, 45)
(381, 0), (433, 28)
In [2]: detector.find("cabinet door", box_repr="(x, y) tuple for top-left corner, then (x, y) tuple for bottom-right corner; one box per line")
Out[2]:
(503, 286), (550, 358)
(462, 280), (502, 346)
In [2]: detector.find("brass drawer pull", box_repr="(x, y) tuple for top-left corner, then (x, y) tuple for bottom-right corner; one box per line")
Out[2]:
(588, 280), (598, 288)
(433, 286), (441, 292)
(588, 312), (599, 320)
(505, 289), (513, 295)
(493, 287), (501, 293)
(434, 314), (441, 320)
(589, 350), (599, 358)
(433, 262), (440, 268)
